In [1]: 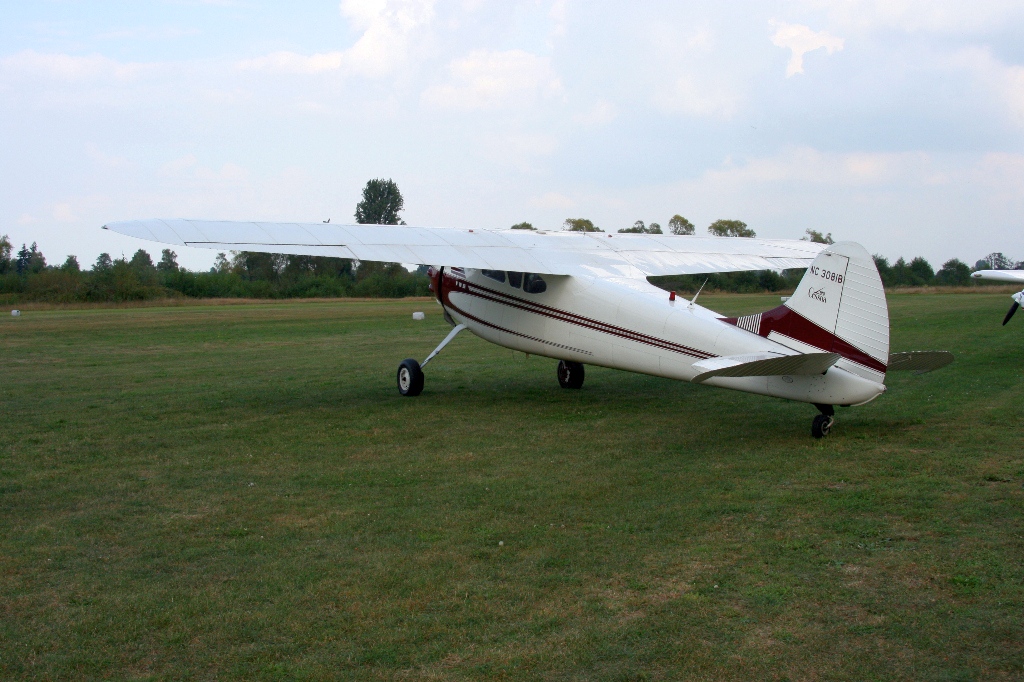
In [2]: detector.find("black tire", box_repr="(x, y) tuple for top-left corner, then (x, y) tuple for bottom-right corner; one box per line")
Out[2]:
(557, 360), (585, 389)
(397, 358), (424, 397)
(811, 414), (834, 439)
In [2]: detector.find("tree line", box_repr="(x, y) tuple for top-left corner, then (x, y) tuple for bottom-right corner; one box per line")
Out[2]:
(0, 179), (429, 303)
(2, 182), (1020, 303)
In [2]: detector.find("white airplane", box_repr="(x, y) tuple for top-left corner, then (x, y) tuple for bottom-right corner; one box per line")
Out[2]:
(971, 269), (1024, 325)
(103, 219), (953, 438)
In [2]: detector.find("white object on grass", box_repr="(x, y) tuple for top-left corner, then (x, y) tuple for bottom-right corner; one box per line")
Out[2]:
(11, 310), (20, 317)
(412, 311), (425, 320)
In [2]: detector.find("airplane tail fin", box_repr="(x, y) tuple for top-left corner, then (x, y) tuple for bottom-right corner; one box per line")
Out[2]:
(724, 242), (890, 382)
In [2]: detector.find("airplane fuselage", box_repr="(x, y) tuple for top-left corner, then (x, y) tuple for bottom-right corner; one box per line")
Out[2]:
(433, 267), (886, 407)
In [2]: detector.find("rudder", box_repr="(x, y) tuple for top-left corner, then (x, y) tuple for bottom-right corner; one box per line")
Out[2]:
(726, 242), (889, 382)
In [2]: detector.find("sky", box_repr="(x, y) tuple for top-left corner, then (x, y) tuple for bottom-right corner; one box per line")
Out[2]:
(2, 0), (1024, 271)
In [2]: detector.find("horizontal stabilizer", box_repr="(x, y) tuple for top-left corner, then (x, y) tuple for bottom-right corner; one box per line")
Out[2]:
(887, 351), (954, 374)
(691, 352), (841, 384)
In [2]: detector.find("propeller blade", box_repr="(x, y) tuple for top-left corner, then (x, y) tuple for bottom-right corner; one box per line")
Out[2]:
(1003, 301), (1020, 326)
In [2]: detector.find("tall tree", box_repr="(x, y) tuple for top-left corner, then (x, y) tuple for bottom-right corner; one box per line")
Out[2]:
(213, 252), (230, 273)
(978, 252), (1014, 270)
(94, 253), (113, 272)
(25, 243), (46, 273)
(158, 249), (179, 273)
(936, 258), (971, 286)
(802, 228), (834, 244)
(355, 178), (405, 225)
(62, 255), (80, 272)
(0, 234), (11, 274)
(618, 220), (663, 234)
(872, 255), (893, 287)
(563, 218), (603, 232)
(708, 220), (756, 238)
(232, 251), (286, 281)
(668, 215), (695, 235)
(618, 220), (647, 233)
(909, 257), (934, 283)
(128, 249), (158, 285)
(353, 178), (405, 280)
(16, 244), (32, 275)
(129, 249), (155, 272)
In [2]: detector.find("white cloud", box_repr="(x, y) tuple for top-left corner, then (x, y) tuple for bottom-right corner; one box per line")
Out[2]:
(949, 47), (1024, 126)
(652, 72), (740, 117)
(161, 154), (200, 176)
(237, 0), (435, 77)
(549, 0), (569, 39)
(796, 0), (1024, 33)
(686, 26), (715, 51)
(93, 26), (202, 41)
(0, 50), (147, 82)
(339, 0), (435, 77)
(238, 51), (344, 74)
(573, 99), (617, 126)
(422, 49), (562, 110)
(85, 144), (132, 170)
(159, 155), (248, 184)
(769, 21), (844, 77)
(53, 203), (78, 223)
(699, 147), (943, 187)
(478, 132), (559, 171)
(531, 192), (575, 210)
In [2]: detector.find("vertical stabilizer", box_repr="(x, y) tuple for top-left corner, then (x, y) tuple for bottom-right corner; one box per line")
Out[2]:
(725, 242), (889, 382)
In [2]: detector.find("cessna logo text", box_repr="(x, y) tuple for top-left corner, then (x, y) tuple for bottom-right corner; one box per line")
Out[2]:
(809, 287), (827, 303)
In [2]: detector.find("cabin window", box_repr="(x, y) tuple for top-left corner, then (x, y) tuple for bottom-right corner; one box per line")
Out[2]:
(507, 271), (523, 288)
(482, 269), (505, 283)
(523, 273), (547, 294)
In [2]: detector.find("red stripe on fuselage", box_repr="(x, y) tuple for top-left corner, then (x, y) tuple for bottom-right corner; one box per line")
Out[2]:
(441, 273), (716, 360)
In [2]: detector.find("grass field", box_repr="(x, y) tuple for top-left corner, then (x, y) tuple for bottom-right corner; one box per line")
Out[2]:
(1, 292), (1022, 680)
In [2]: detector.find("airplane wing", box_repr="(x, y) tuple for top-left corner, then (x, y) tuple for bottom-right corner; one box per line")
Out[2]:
(973, 270), (1024, 283)
(102, 219), (825, 278)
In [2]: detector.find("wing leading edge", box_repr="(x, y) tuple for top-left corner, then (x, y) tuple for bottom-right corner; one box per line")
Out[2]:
(972, 270), (1024, 284)
(102, 219), (825, 278)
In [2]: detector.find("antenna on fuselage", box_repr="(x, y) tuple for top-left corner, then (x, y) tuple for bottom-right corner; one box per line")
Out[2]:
(689, 279), (708, 309)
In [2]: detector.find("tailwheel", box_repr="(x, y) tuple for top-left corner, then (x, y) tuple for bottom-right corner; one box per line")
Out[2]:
(811, 414), (834, 439)
(811, 404), (835, 438)
(397, 358), (424, 397)
(557, 360), (585, 389)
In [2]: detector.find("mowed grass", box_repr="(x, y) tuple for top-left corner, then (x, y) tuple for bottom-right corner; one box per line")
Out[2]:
(1, 293), (1022, 680)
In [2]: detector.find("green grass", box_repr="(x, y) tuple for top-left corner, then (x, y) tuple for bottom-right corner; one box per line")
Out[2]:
(1, 292), (1022, 680)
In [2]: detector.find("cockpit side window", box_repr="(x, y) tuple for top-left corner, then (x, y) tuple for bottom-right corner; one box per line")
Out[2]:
(523, 273), (547, 294)
(507, 271), (523, 289)
(482, 270), (505, 283)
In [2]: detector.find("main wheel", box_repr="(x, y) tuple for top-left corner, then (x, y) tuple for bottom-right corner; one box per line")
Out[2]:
(811, 414), (834, 439)
(397, 358), (424, 397)
(557, 360), (585, 389)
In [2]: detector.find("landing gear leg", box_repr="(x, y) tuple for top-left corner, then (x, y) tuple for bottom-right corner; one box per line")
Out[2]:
(396, 323), (467, 397)
(811, 404), (835, 439)
(557, 360), (585, 389)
